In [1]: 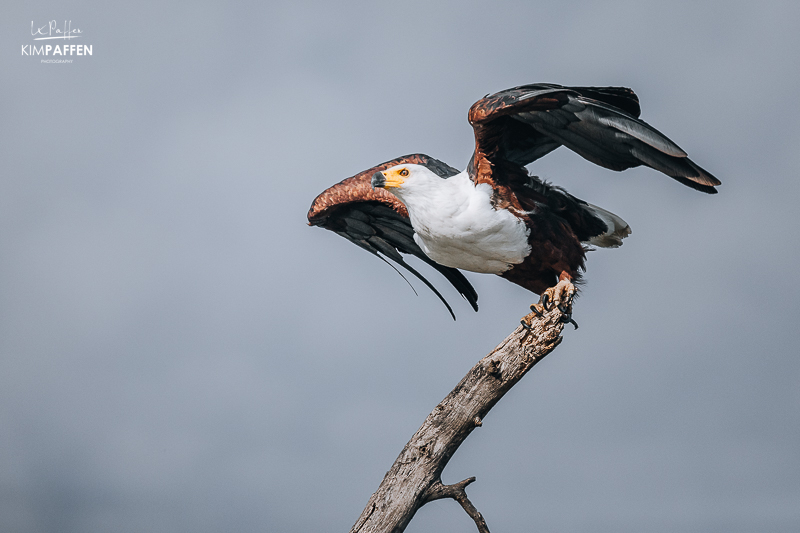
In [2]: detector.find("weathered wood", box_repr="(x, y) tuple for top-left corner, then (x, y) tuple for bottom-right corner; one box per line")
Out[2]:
(350, 281), (575, 533)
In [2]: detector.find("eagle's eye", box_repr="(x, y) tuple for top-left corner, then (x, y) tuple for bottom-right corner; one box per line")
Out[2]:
(399, 168), (409, 177)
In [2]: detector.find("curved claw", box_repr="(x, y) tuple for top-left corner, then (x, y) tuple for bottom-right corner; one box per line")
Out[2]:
(520, 319), (534, 331)
(539, 293), (550, 310)
(555, 304), (579, 330)
(529, 304), (544, 318)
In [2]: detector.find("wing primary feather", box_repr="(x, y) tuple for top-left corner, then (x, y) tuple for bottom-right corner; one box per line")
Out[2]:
(530, 122), (633, 170)
(561, 100), (587, 113)
(370, 232), (476, 315)
(345, 209), (371, 223)
(340, 232), (420, 296)
(372, 229), (477, 313)
(372, 218), (416, 237)
(686, 159), (721, 187)
(337, 231), (459, 320)
(373, 224), (419, 251)
(343, 217), (376, 237)
(367, 235), (405, 262)
(596, 113), (687, 157)
(360, 203), (408, 221)
(390, 256), (458, 320)
(426, 262), (479, 311)
(568, 86), (641, 117)
(515, 86), (572, 102)
(520, 110), (570, 129)
(628, 145), (696, 177)
(469, 85), (717, 193)
(369, 248), (420, 297)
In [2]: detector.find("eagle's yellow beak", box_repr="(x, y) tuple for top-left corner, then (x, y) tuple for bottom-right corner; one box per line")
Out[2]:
(371, 168), (406, 189)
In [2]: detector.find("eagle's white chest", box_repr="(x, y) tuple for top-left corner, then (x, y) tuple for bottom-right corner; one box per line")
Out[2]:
(400, 173), (531, 275)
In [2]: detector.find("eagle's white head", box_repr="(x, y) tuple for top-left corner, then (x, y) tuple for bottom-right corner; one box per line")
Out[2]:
(370, 163), (447, 205)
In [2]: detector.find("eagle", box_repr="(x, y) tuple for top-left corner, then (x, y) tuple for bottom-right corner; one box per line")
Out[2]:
(307, 83), (719, 319)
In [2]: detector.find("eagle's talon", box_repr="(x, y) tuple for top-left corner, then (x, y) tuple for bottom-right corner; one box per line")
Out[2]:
(539, 293), (550, 310)
(568, 317), (579, 330)
(529, 304), (544, 318)
(520, 319), (534, 331)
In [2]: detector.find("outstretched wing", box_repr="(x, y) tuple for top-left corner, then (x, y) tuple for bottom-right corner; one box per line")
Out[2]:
(308, 154), (479, 319)
(467, 83), (720, 194)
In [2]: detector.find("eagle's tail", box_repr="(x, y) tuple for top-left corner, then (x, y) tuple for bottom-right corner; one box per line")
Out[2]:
(584, 203), (631, 248)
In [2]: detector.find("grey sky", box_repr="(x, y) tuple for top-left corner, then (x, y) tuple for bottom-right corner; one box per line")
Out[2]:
(2, 1), (799, 532)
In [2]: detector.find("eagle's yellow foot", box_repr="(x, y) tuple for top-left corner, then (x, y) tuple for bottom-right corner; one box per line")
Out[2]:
(542, 279), (579, 329)
(548, 278), (576, 309)
(522, 279), (579, 330)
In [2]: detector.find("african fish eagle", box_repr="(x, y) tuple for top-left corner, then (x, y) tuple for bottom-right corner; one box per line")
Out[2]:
(307, 83), (719, 319)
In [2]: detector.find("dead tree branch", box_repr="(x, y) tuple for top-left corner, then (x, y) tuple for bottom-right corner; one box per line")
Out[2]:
(350, 281), (575, 533)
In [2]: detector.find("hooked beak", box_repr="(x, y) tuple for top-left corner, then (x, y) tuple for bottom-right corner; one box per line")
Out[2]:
(371, 171), (385, 189)
(372, 168), (406, 189)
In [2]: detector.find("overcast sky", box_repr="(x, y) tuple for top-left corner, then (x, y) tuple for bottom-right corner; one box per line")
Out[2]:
(2, 1), (799, 532)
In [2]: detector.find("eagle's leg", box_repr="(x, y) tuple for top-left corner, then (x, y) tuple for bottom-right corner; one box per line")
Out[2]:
(532, 272), (575, 311)
(522, 274), (578, 330)
(521, 275), (579, 331)
(552, 272), (576, 308)
(549, 274), (578, 329)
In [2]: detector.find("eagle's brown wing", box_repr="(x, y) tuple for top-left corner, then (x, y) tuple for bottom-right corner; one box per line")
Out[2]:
(467, 83), (720, 194)
(308, 154), (478, 319)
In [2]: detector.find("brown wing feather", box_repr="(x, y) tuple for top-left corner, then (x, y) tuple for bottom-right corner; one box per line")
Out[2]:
(308, 155), (416, 223)
(308, 154), (478, 318)
(466, 83), (720, 194)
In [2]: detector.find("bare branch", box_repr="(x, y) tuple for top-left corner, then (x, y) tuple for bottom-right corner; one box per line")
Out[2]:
(349, 280), (576, 533)
(422, 476), (475, 502)
(423, 477), (490, 532)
